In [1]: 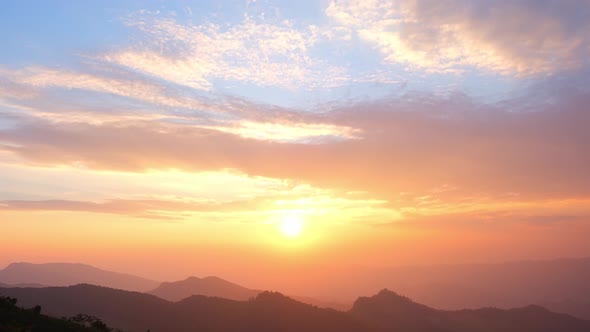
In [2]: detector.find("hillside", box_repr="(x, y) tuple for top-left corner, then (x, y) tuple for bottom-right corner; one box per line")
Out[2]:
(0, 295), (116, 332)
(351, 289), (590, 332)
(2, 284), (590, 332)
(0, 284), (371, 332)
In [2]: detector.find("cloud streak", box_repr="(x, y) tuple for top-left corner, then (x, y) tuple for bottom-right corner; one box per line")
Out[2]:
(104, 14), (347, 90)
(327, 0), (590, 75)
(1, 88), (589, 211)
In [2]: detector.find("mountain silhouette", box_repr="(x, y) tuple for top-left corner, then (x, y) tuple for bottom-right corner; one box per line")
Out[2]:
(350, 289), (447, 331)
(2, 284), (590, 332)
(332, 257), (590, 320)
(0, 284), (371, 332)
(147, 275), (347, 310)
(351, 289), (590, 332)
(0, 262), (159, 292)
(148, 276), (259, 301)
(4, 258), (590, 320)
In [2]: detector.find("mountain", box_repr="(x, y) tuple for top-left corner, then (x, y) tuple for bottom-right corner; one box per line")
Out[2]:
(0, 284), (372, 332)
(542, 298), (590, 320)
(148, 276), (259, 301)
(2, 285), (590, 332)
(5, 258), (590, 319)
(147, 275), (348, 310)
(321, 257), (590, 319)
(350, 289), (439, 332)
(0, 262), (159, 292)
(350, 289), (590, 332)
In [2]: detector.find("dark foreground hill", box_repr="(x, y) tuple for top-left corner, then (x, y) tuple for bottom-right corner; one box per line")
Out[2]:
(2, 285), (590, 332)
(0, 295), (115, 332)
(0, 263), (159, 292)
(0, 285), (372, 332)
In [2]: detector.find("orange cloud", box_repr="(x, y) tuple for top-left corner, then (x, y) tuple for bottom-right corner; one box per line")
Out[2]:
(1, 91), (589, 213)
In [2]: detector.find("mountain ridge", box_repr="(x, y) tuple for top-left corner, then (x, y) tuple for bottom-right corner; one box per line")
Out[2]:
(4, 258), (590, 319)
(0, 262), (160, 292)
(2, 284), (589, 332)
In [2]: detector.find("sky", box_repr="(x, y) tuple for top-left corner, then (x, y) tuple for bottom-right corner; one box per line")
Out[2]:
(1, 0), (590, 295)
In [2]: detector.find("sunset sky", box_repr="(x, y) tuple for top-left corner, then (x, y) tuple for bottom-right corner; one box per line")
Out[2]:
(1, 0), (590, 295)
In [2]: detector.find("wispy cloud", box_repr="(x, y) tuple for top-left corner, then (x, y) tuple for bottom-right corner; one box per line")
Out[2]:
(5, 66), (225, 113)
(104, 14), (348, 90)
(2, 87), (589, 207)
(327, 0), (590, 75)
(1, 65), (359, 143)
(202, 120), (361, 143)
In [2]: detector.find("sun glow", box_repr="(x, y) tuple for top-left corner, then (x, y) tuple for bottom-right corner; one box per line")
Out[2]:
(279, 214), (304, 238)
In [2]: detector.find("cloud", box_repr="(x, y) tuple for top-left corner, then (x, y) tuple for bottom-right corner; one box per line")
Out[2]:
(202, 120), (361, 143)
(1, 1), (589, 227)
(0, 197), (280, 220)
(0, 199), (199, 219)
(6, 66), (222, 113)
(0, 186), (395, 223)
(104, 15), (348, 90)
(1, 88), (589, 210)
(1, 65), (359, 142)
(327, 0), (590, 75)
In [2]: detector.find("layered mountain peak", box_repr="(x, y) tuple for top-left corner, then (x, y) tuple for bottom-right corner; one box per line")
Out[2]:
(352, 288), (430, 313)
(0, 262), (159, 292)
(375, 288), (412, 301)
(147, 275), (260, 302)
(254, 291), (294, 304)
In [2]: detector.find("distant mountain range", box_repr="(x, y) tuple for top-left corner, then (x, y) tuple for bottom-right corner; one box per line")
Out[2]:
(366, 257), (590, 317)
(542, 298), (590, 321)
(148, 276), (259, 302)
(1, 284), (589, 332)
(0, 262), (159, 292)
(147, 275), (348, 310)
(0, 281), (45, 288)
(2, 258), (590, 321)
(0, 284), (371, 332)
(351, 289), (590, 332)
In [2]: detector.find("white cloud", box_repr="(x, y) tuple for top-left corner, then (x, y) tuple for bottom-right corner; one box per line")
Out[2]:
(10, 66), (215, 111)
(1, 66), (362, 143)
(327, 0), (590, 75)
(200, 120), (361, 143)
(105, 16), (349, 90)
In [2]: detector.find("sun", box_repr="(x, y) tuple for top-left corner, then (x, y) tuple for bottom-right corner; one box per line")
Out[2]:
(279, 214), (304, 238)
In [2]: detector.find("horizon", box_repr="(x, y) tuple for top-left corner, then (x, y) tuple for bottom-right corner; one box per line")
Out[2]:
(2, 0), (590, 312)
